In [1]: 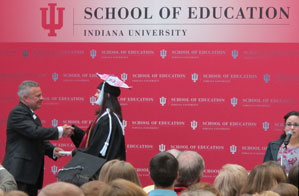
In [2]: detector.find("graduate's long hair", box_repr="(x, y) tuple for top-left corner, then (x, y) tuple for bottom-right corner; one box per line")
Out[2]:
(96, 92), (122, 121)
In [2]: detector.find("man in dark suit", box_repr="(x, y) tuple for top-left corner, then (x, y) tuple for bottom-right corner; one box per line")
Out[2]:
(2, 80), (74, 196)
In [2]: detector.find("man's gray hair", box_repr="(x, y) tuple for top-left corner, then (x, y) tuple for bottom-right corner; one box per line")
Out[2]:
(17, 80), (39, 100)
(176, 151), (205, 186)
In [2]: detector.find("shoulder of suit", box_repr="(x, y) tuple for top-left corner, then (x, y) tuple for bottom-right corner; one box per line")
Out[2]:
(11, 103), (30, 114)
(270, 138), (284, 145)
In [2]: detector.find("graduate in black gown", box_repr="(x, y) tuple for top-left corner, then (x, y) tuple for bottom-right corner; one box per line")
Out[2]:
(71, 74), (131, 161)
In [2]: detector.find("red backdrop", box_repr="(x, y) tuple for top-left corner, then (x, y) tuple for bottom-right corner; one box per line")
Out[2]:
(0, 43), (298, 186)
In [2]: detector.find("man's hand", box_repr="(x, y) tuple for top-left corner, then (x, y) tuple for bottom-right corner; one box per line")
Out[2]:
(62, 124), (74, 137)
(54, 148), (72, 158)
(54, 147), (64, 158)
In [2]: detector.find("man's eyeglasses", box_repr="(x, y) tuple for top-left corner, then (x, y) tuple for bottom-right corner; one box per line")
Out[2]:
(285, 123), (299, 128)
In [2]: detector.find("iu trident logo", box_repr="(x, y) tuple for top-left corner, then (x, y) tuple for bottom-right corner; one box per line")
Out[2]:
(40, 3), (65, 36)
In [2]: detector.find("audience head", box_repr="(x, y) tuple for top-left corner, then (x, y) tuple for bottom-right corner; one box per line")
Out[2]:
(176, 150), (205, 186)
(4, 191), (28, 196)
(149, 151), (178, 188)
(98, 160), (141, 186)
(98, 159), (118, 180)
(38, 182), (84, 196)
(240, 164), (278, 195)
(180, 190), (216, 196)
(80, 180), (107, 196)
(287, 162), (299, 187)
(261, 161), (287, 183)
(167, 149), (182, 158)
(100, 179), (147, 196)
(188, 182), (223, 196)
(252, 191), (279, 196)
(214, 164), (248, 196)
(270, 183), (298, 196)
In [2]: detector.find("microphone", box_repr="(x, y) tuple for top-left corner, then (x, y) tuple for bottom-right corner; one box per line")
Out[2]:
(283, 131), (293, 146)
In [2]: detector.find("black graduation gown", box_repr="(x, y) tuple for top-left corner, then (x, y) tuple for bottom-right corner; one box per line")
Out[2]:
(71, 111), (126, 161)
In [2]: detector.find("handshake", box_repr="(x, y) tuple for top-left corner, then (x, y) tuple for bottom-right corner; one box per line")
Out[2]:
(62, 124), (74, 137)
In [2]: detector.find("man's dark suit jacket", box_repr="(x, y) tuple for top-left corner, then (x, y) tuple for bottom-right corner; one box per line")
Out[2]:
(2, 102), (59, 188)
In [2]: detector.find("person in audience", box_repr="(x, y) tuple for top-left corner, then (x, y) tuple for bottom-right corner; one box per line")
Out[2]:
(0, 164), (17, 192)
(38, 182), (84, 196)
(240, 164), (278, 195)
(144, 149), (182, 193)
(4, 190), (29, 196)
(287, 162), (299, 187)
(174, 151), (205, 195)
(188, 182), (223, 196)
(263, 111), (299, 173)
(148, 152), (178, 196)
(80, 180), (107, 196)
(180, 189), (216, 196)
(98, 160), (118, 180)
(167, 149), (182, 158)
(261, 161), (287, 183)
(71, 74), (130, 161)
(2, 80), (73, 196)
(0, 189), (3, 196)
(270, 183), (298, 196)
(214, 164), (248, 196)
(98, 160), (141, 186)
(100, 179), (147, 196)
(251, 191), (279, 196)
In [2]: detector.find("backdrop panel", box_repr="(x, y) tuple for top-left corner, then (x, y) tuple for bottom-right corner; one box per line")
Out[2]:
(0, 43), (298, 186)
(0, 0), (298, 188)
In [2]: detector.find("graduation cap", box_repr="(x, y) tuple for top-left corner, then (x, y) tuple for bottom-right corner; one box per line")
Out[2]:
(57, 151), (106, 186)
(95, 73), (131, 105)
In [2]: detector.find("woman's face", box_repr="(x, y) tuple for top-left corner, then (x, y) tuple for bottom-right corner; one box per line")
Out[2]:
(284, 115), (299, 139)
(95, 89), (101, 98)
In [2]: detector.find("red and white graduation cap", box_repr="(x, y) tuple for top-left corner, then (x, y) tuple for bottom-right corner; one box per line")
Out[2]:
(96, 73), (131, 89)
(95, 73), (131, 105)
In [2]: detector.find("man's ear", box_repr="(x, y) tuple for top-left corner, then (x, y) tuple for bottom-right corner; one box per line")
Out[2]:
(22, 94), (29, 101)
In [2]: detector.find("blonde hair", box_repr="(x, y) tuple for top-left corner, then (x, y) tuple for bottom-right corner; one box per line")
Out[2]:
(80, 180), (107, 196)
(101, 179), (146, 196)
(38, 182), (84, 196)
(188, 182), (223, 196)
(270, 183), (298, 196)
(180, 190), (216, 196)
(240, 164), (278, 195)
(4, 190), (29, 196)
(262, 161), (287, 183)
(98, 160), (141, 186)
(252, 191), (279, 196)
(214, 164), (248, 196)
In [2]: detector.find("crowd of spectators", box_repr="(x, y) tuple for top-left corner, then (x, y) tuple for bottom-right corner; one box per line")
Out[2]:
(1, 150), (298, 196)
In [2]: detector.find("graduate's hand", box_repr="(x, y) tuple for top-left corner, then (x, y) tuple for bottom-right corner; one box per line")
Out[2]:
(62, 124), (74, 137)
